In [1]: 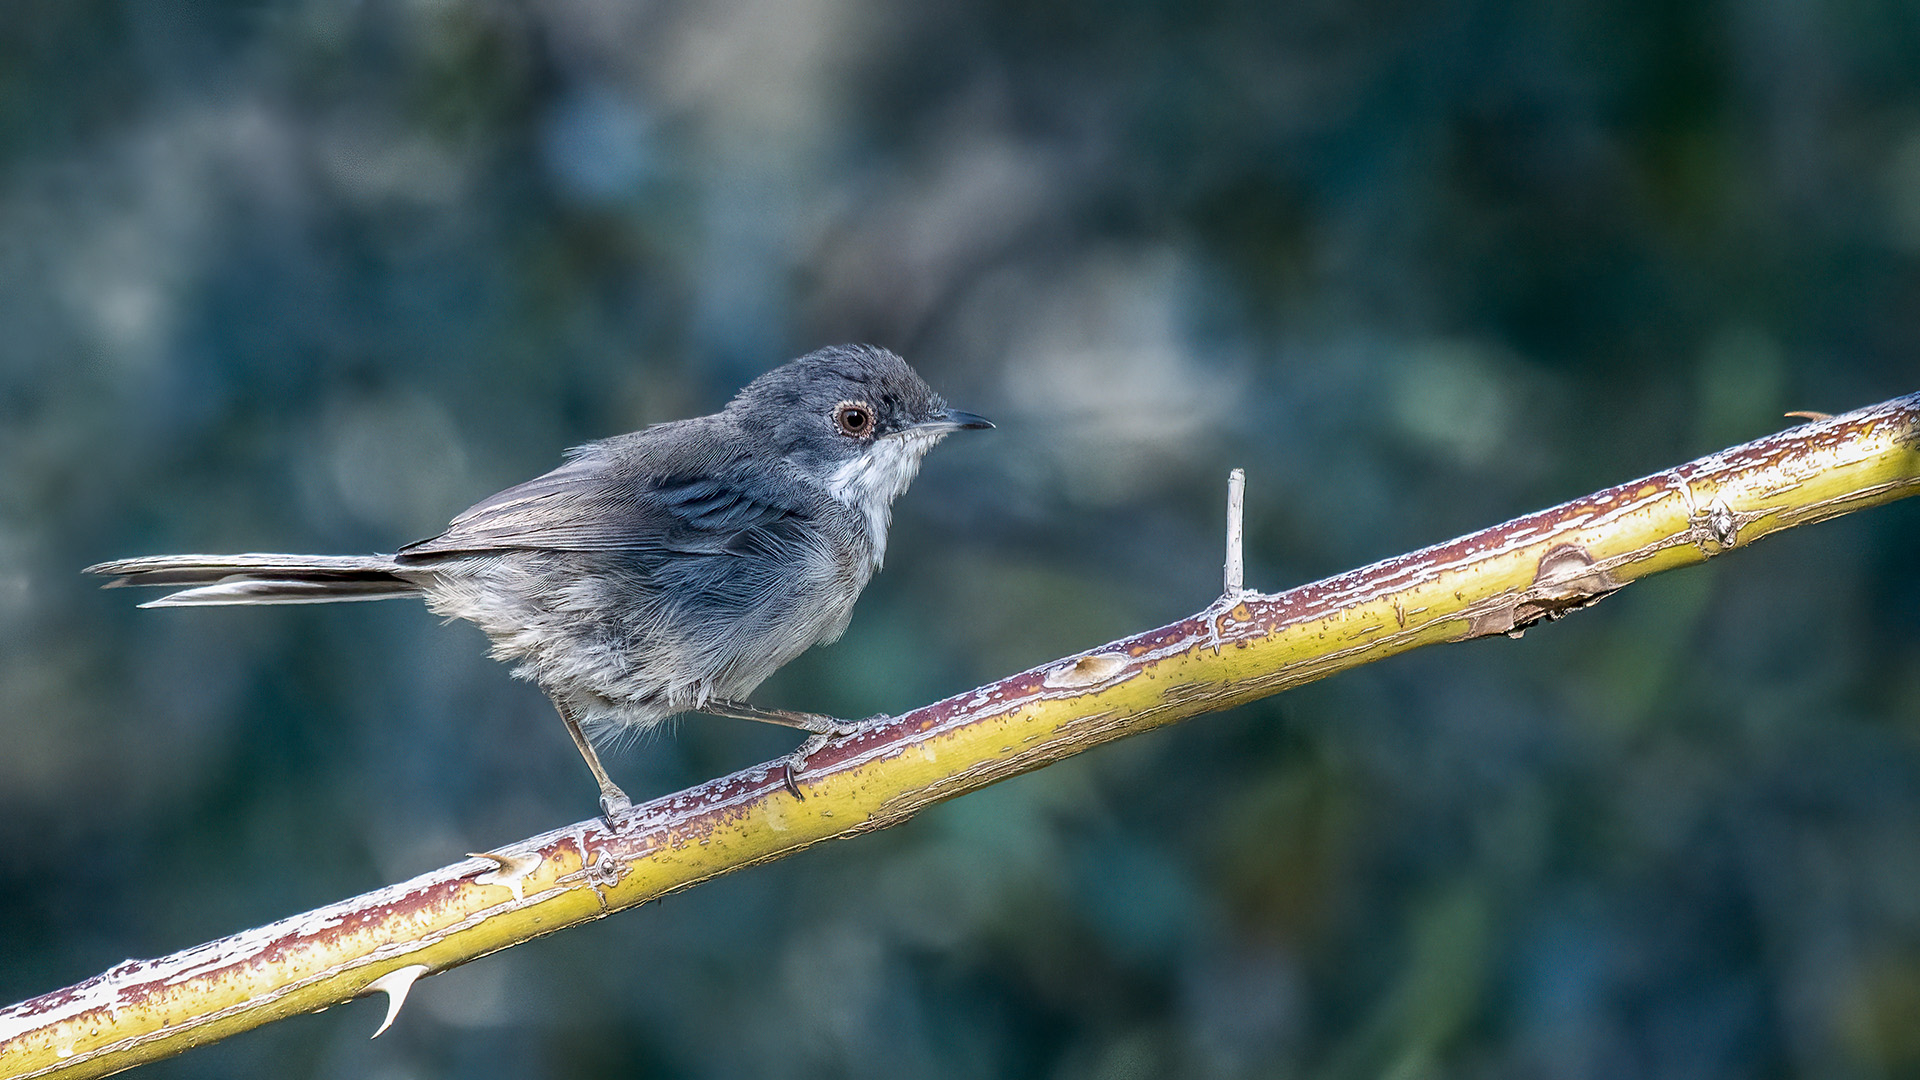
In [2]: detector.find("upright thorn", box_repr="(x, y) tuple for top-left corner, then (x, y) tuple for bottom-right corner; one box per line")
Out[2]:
(1224, 467), (1246, 595)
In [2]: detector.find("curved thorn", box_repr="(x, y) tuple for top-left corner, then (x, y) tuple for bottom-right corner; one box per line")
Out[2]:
(364, 964), (429, 1039)
(469, 850), (543, 903)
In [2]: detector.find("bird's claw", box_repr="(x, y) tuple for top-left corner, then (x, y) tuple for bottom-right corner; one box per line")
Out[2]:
(598, 789), (633, 829)
(780, 715), (885, 799)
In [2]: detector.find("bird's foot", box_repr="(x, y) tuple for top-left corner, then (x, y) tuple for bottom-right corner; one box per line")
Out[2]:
(598, 787), (634, 830)
(780, 714), (886, 800)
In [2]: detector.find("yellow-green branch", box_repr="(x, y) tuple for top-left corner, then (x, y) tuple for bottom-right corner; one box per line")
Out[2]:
(5, 392), (1918, 1080)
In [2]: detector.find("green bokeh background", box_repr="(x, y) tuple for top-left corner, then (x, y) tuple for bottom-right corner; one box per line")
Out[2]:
(4, 2), (1920, 1077)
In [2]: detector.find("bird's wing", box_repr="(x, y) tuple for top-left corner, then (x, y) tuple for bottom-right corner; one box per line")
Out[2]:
(398, 436), (809, 559)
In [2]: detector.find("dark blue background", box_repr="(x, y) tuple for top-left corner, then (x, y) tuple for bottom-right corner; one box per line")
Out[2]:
(3, 2), (1919, 1077)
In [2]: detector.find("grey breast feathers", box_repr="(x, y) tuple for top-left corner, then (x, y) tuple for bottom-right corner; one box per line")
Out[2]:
(398, 419), (872, 713)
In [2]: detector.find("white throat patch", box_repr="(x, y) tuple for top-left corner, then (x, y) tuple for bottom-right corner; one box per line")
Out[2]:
(824, 428), (948, 570)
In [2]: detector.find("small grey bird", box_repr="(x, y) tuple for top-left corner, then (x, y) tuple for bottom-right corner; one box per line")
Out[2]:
(89, 345), (991, 821)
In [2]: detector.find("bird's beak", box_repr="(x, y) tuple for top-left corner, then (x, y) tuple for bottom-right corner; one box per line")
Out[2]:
(917, 409), (994, 433)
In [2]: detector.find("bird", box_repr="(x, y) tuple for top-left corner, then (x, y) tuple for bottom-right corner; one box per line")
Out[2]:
(88, 345), (992, 822)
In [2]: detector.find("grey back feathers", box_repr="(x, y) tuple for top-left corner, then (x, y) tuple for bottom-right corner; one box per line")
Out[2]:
(87, 345), (989, 736)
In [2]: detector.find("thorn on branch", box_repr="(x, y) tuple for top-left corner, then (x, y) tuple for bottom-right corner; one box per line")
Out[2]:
(1224, 467), (1246, 596)
(364, 964), (429, 1039)
(470, 849), (543, 903)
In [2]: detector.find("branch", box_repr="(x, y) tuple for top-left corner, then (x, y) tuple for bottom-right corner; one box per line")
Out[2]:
(5, 393), (1918, 1080)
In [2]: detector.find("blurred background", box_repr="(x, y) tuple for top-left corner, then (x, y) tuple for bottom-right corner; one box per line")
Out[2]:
(3, 1), (1919, 1077)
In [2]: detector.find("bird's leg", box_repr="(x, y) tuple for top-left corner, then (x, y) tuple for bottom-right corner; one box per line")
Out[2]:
(555, 700), (633, 826)
(700, 699), (862, 734)
(700, 699), (882, 799)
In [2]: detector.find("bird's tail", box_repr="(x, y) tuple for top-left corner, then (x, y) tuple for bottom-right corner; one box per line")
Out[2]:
(85, 553), (422, 607)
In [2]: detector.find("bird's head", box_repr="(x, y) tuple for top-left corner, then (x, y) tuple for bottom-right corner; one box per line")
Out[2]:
(730, 344), (992, 511)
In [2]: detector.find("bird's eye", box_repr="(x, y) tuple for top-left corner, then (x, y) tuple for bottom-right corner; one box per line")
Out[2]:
(833, 401), (875, 437)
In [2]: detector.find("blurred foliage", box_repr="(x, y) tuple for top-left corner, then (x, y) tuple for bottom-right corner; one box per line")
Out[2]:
(2, 1), (1919, 1077)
